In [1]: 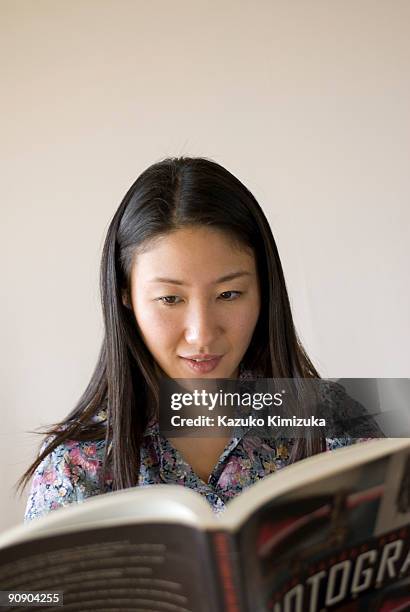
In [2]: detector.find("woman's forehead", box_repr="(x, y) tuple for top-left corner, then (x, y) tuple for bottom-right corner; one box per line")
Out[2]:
(131, 226), (257, 284)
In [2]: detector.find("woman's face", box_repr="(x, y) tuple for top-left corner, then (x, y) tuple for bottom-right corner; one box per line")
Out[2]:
(128, 226), (261, 379)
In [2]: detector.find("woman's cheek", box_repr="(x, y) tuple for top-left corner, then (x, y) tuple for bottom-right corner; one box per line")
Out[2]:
(233, 303), (259, 335)
(148, 307), (182, 344)
(134, 303), (165, 342)
(147, 309), (171, 335)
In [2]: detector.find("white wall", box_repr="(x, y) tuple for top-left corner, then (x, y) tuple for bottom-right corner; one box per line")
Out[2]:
(1, 0), (409, 532)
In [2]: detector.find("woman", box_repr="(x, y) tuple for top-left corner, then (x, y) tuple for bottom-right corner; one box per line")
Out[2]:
(20, 157), (375, 520)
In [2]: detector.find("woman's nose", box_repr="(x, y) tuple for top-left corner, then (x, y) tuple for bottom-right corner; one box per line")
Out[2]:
(184, 302), (222, 348)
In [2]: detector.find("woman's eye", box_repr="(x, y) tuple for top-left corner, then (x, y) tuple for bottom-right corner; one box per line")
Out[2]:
(157, 295), (182, 306)
(219, 291), (242, 301)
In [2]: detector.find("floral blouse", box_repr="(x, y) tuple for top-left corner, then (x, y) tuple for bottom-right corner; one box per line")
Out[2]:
(24, 380), (381, 522)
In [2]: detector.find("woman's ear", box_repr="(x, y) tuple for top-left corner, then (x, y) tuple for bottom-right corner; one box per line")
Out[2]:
(122, 290), (132, 310)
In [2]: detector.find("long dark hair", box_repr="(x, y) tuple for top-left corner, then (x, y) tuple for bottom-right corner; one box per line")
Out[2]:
(18, 157), (322, 494)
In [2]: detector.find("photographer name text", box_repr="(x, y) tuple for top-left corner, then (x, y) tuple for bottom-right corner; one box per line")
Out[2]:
(170, 415), (326, 427)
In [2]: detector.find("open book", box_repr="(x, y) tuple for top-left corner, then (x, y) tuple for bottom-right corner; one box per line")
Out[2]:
(1, 438), (409, 611)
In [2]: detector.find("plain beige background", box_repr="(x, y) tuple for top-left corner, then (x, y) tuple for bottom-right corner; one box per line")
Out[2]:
(1, 1), (409, 532)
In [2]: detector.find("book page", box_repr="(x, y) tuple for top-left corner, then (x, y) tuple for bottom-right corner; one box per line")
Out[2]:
(374, 450), (410, 534)
(0, 522), (221, 612)
(235, 446), (410, 612)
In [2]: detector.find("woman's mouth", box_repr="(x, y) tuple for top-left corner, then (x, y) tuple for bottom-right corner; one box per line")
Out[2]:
(179, 354), (223, 374)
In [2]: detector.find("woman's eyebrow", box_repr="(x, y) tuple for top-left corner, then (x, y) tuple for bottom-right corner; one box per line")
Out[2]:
(149, 271), (252, 286)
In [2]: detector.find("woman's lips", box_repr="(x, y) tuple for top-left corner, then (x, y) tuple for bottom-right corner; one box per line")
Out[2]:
(179, 355), (223, 374)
